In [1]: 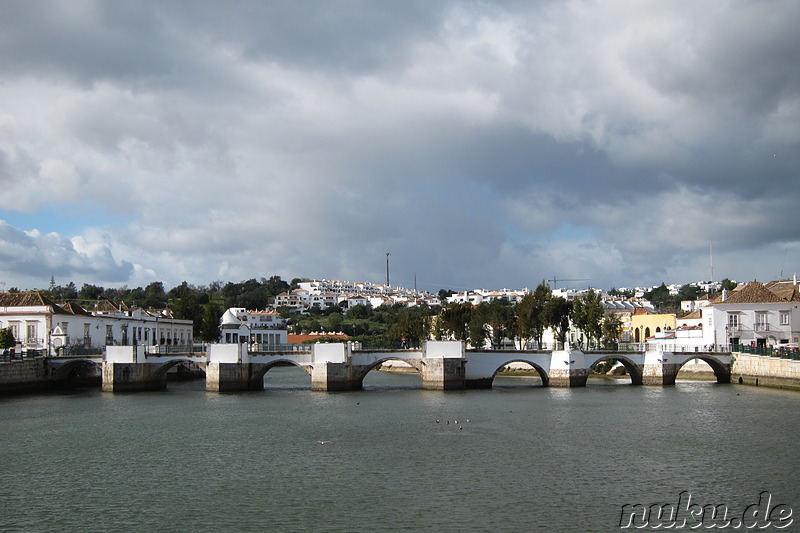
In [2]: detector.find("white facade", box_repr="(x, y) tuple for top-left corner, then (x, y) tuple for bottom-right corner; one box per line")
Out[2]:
(219, 308), (288, 345)
(0, 293), (193, 354)
(278, 279), (436, 311)
(703, 282), (800, 349)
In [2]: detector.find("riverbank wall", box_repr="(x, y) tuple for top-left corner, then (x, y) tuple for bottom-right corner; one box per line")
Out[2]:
(0, 359), (51, 394)
(731, 352), (800, 391)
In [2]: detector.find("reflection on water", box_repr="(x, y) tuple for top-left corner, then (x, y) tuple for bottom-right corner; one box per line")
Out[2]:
(1, 366), (798, 532)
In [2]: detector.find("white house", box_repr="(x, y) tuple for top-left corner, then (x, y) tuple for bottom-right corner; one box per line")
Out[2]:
(219, 308), (288, 345)
(0, 292), (193, 355)
(704, 281), (800, 349)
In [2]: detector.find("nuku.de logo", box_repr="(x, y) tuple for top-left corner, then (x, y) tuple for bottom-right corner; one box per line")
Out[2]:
(619, 491), (793, 529)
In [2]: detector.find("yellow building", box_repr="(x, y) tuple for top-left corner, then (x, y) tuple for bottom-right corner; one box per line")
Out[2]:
(630, 309), (676, 342)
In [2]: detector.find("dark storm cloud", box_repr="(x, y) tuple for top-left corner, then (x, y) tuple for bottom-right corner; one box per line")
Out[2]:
(0, 0), (797, 290)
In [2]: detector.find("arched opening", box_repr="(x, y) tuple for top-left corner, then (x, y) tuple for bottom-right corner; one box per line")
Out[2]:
(50, 360), (102, 388)
(676, 356), (730, 384)
(166, 360), (206, 382)
(491, 360), (548, 388)
(152, 359), (208, 391)
(645, 327), (651, 338)
(587, 356), (643, 385)
(634, 329), (640, 343)
(360, 358), (423, 390)
(255, 360), (313, 391)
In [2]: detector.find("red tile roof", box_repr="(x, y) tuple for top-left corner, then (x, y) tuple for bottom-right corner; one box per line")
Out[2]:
(710, 282), (784, 304)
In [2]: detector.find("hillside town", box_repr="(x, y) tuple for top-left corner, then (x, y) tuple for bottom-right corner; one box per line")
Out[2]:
(1, 274), (799, 358)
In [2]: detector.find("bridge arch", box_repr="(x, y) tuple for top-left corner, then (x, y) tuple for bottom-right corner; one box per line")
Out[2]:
(586, 355), (643, 385)
(50, 359), (102, 385)
(675, 355), (731, 384)
(354, 357), (424, 387)
(488, 359), (549, 387)
(250, 359), (313, 388)
(149, 359), (207, 381)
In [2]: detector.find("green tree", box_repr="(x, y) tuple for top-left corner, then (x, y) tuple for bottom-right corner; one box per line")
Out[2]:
(143, 281), (167, 308)
(0, 327), (15, 350)
(326, 312), (344, 333)
(468, 304), (490, 349)
(516, 282), (551, 348)
(644, 283), (679, 313)
(438, 303), (473, 342)
(601, 315), (623, 349)
(721, 278), (738, 291)
(63, 281), (78, 300)
(543, 296), (571, 349)
(572, 289), (604, 347)
(679, 284), (701, 301)
(78, 283), (104, 301)
(482, 298), (516, 349)
(199, 303), (222, 343)
(169, 282), (203, 336)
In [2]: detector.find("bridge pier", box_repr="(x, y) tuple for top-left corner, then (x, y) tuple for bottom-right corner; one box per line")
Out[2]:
(102, 362), (168, 392)
(418, 341), (466, 390)
(548, 368), (590, 387)
(206, 362), (266, 392)
(418, 357), (466, 390)
(641, 351), (681, 385)
(311, 362), (361, 391)
(548, 349), (589, 387)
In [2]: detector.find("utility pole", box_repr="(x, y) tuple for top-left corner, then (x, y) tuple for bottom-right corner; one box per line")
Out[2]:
(385, 252), (391, 287)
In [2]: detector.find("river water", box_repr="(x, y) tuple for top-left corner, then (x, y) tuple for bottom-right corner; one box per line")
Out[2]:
(1, 369), (798, 532)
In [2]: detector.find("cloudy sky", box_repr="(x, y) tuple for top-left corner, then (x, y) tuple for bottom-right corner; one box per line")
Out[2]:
(1, 0), (798, 294)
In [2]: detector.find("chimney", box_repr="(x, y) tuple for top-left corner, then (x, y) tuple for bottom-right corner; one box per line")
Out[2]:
(721, 289), (727, 302)
(794, 273), (797, 286)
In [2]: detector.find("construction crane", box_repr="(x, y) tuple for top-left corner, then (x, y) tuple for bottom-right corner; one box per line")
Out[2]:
(547, 276), (590, 289)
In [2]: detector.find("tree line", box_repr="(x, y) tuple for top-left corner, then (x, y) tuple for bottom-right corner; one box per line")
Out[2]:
(13, 274), (727, 349)
(287, 282), (620, 350)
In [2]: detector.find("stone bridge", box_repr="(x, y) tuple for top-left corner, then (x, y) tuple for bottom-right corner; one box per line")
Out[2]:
(47, 341), (732, 392)
(206, 342), (731, 391)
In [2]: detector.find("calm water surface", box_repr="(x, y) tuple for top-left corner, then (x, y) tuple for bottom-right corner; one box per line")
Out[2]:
(1, 369), (798, 532)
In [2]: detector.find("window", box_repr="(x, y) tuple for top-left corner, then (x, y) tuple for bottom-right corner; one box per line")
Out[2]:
(728, 314), (740, 331)
(780, 311), (790, 326)
(26, 323), (37, 342)
(755, 312), (769, 331)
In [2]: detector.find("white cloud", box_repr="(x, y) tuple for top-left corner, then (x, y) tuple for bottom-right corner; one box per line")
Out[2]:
(0, 0), (797, 292)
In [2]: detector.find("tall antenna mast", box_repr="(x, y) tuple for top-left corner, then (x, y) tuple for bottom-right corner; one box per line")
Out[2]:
(710, 244), (713, 284)
(385, 252), (391, 287)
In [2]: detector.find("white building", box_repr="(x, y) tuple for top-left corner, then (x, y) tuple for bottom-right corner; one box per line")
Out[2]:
(219, 308), (288, 345)
(277, 278), (437, 311)
(0, 292), (193, 354)
(704, 281), (800, 349)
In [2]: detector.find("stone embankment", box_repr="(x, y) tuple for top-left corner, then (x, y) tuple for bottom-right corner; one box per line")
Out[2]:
(731, 352), (800, 391)
(0, 359), (51, 394)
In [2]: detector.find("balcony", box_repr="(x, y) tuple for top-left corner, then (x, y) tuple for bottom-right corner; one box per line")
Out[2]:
(754, 323), (770, 332)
